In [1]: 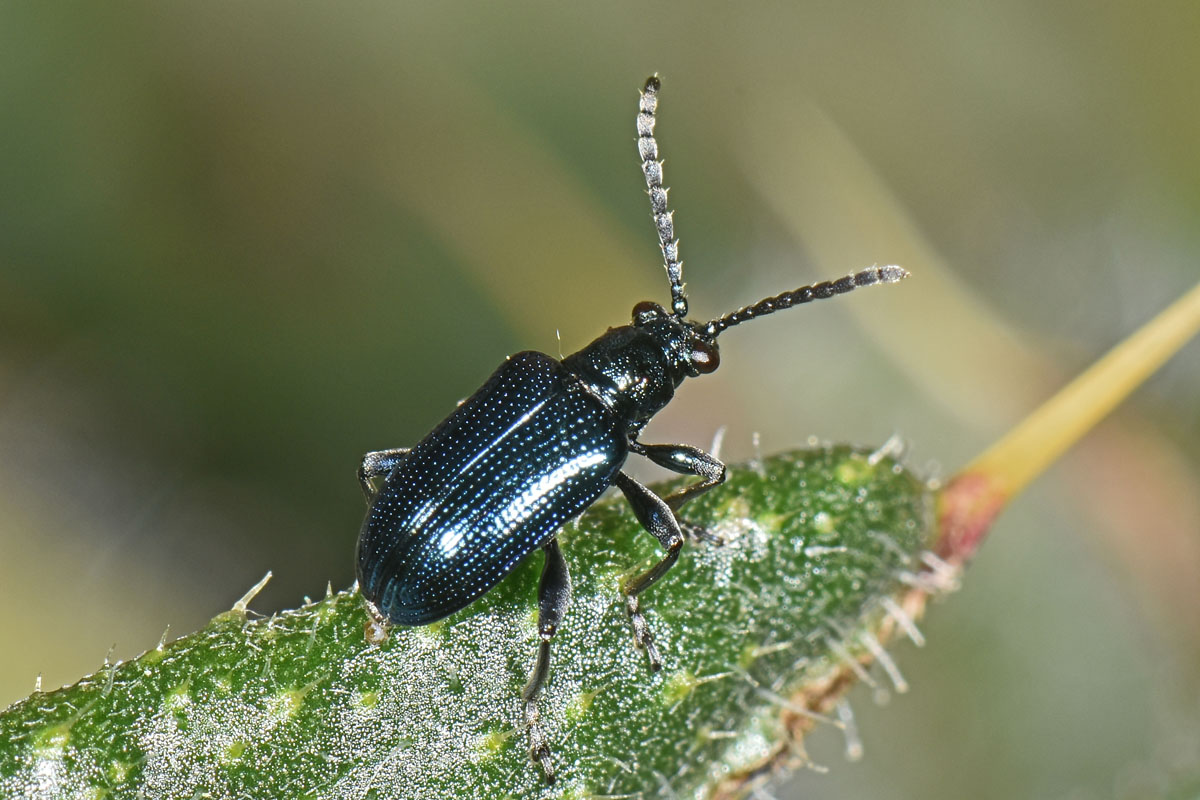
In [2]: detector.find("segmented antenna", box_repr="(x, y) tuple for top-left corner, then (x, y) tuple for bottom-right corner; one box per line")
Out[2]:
(638, 76), (688, 319)
(705, 266), (909, 337)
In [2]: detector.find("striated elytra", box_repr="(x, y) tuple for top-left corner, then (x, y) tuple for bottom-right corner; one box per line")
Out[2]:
(354, 75), (907, 783)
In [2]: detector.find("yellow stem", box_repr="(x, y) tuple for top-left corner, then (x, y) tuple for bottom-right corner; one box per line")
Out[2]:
(939, 281), (1200, 563)
(964, 281), (1200, 499)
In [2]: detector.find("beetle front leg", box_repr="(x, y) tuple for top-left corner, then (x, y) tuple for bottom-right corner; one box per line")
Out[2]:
(614, 471), (683, 672)
(357, 447), (411, 503)
(522, 538), (571, 785)
(631, 441), (727, 508)
(631, 441), (726, 542)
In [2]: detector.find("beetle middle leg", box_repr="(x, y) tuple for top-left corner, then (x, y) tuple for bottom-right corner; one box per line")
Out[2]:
(631, 441), (727, 543)
(614, 470), (684, 671)
(357, 447), (410, 503)
(522, 538), (572, 785)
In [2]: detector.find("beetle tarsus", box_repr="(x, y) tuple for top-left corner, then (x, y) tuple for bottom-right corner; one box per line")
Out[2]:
(626, 594), (663, 671)
(524, 699), (556, 784)
(680, 519), (724, 545)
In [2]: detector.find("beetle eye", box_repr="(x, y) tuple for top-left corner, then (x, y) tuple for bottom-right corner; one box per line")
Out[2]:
(632, 301), (662, 325)
(690, 341), (720, 374)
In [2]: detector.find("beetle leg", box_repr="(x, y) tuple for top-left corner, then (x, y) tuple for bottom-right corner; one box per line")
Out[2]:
(614, 471), (684, 672)
(522, 538), (571, 785)
(630, 441), (727, 543)
(357, 448), (411, 503)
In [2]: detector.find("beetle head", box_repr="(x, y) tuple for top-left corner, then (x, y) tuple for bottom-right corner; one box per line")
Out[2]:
(631, 300), (720, 379)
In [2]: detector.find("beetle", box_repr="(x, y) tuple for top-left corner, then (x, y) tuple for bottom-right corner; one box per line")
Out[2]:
(354, 75), (907, 782)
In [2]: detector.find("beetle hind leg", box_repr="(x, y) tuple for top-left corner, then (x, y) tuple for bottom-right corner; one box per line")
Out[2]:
(522, 538), (572, 785)
(357, 447), (411, 503)
(614, 471), (685, 672)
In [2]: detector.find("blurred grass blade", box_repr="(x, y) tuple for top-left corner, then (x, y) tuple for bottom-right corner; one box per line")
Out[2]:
(740, 98), (1053, 426)
(938, 280), (1200, 564)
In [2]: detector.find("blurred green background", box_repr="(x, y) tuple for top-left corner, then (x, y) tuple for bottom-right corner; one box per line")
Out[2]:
(1, 3), (1198, 798)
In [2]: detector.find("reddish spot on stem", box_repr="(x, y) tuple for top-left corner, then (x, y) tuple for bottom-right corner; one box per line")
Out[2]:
(936, 472), (1008, 565)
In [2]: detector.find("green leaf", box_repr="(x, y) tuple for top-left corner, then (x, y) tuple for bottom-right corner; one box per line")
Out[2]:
(0, 445), (932, 800)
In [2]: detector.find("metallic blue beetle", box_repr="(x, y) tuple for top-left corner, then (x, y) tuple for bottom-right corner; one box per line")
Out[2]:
(355, 76), (906, 782)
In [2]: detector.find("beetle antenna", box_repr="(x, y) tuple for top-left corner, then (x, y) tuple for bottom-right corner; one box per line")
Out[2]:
(638, 75), (688, 319)
(704, 266), (909, 337)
